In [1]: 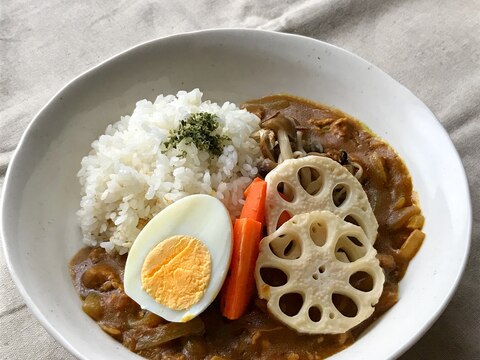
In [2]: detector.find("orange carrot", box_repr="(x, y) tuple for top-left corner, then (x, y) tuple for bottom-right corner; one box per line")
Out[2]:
(277, 210), (292, 228)
(220, 218), (263, 320)
(244, 177), (264, 198)
(221, 177), (267, 319)
(240, 177), (267, 224)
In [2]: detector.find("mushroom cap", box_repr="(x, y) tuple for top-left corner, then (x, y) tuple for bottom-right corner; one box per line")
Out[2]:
(261, 113), (297, 140)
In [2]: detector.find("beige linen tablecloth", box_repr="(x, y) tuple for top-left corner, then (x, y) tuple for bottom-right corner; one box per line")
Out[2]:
(1, 1), (479, 359)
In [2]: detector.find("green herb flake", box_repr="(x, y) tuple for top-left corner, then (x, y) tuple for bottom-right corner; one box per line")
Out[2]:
(163, 112), (230, 157)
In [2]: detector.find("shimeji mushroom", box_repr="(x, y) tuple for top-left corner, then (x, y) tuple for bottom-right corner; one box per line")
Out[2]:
(260, 113), (319, 194)
(261, 113), (297, 163)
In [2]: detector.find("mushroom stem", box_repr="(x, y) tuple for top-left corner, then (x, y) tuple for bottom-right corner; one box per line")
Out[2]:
(277, 129), (293, 162)
(295, 130), (312, 187)
(263, 143), (276, 162)
(296, 131), (306, 156)
(352, 161), (364, 181)
(261, 113), (297, 164)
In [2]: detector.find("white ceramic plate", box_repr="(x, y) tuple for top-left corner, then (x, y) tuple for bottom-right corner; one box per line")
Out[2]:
(0, 29), (471, 360)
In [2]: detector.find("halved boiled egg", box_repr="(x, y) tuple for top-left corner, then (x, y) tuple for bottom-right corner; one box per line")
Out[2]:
(124, 194), (232, 322)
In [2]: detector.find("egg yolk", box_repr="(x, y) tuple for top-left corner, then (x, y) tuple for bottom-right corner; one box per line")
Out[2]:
(141, 235), (212, 310)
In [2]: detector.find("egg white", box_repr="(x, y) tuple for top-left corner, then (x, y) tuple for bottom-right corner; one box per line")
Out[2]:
(124, 194), (233, 322)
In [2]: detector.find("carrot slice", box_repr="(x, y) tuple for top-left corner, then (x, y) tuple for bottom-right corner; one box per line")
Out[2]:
(240, 178), (267, 224)
(220, 218), (263, 320)
(244, 177), (264, 198)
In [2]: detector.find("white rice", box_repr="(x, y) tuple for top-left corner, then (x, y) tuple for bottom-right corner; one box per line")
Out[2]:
(77, 89), (262, 254)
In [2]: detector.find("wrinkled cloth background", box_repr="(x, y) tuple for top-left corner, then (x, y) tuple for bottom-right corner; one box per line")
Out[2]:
(1, 0), (479, 359)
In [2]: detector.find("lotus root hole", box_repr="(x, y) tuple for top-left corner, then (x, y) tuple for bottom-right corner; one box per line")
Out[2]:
(332, 293), (358, 318)
(335, 249), (350, 263)
(277, 182), (295, 202)
(308, 306), (322, 322)
(310, 221), (328, 247)
(269, 233), (302, 260)
(344, 214), (368, 236)
(279, 292), (304, 317)
(260, 267), (289, 287)
(349, 271), (374, 292)
(297, 167), (323, 195)
(347, 235), (363, 247)
(335, 235), (367, 262)
(332, 184), (349, 207)
(344, 215), (359, 226)
(276, 211), (293, 230)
